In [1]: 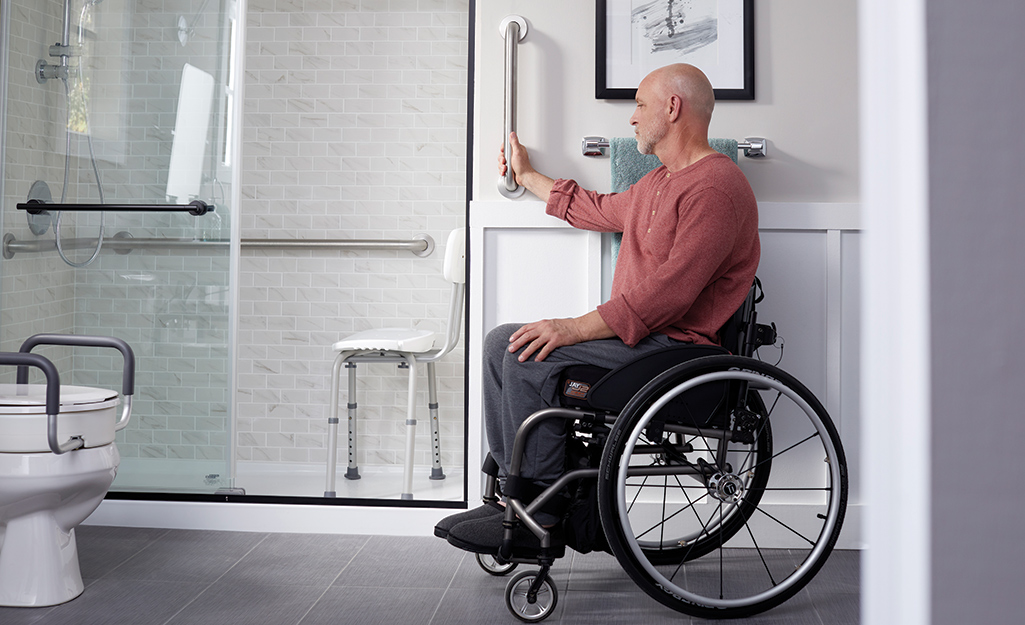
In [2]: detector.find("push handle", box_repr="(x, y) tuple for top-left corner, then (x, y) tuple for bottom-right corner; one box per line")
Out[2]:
(17, 334), (137, 441)
(0, 351), (80, 454)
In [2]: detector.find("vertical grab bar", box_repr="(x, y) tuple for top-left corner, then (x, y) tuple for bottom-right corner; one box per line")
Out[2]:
(499, 16), (528, 199)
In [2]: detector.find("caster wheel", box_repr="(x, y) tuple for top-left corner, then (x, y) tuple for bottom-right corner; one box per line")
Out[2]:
(476, 553), (518, 576)
(505, 570), (558, 622)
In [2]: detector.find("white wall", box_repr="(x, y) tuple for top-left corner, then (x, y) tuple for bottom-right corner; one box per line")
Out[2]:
(473, 0), (860, 203)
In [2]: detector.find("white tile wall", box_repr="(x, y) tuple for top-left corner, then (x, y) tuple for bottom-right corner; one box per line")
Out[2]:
(236, 0), (468, 470)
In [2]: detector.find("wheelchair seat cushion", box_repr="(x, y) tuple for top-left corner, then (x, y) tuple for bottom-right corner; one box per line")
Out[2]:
(558, 344), (728, 413)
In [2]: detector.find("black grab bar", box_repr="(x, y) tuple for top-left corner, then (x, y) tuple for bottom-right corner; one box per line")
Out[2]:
(16, 199), (213, 216)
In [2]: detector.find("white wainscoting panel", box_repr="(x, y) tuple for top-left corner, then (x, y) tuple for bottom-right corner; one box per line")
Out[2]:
(469, 200), (863, 548)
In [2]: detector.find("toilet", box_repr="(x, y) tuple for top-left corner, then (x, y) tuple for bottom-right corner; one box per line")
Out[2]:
(0, 335), (134, 607)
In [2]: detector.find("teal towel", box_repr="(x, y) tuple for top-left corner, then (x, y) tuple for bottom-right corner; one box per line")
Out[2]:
(611, 137), (662, 193)
(710, 138), (739, 164)
(609, 138), (739, 268)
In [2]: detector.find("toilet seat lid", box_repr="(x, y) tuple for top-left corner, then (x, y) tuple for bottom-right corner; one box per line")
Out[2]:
(0, 384), (118, 414)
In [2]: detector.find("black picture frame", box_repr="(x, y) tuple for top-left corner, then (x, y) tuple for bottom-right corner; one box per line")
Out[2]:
(596, 0), (754, 100)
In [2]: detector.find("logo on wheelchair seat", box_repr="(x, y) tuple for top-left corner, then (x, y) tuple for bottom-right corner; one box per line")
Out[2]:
(564, 380), (590, 399)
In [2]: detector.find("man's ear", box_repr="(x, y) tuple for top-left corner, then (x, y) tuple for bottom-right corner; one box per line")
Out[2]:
(666, 94), (683, 122)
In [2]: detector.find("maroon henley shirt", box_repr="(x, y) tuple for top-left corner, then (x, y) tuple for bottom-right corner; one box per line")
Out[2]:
(545, 153), (760, 347)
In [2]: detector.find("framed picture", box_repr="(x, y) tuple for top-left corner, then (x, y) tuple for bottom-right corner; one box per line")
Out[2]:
(596, 0), (754, 100)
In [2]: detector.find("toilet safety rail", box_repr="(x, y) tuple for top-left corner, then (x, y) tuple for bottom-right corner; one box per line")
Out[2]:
(7, 334), (135, 455)
(1, 233), (436, 259)
(498, 15), (527, 199)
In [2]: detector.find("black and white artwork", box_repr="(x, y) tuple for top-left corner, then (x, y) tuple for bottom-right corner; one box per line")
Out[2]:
(596, 0), (754, 100)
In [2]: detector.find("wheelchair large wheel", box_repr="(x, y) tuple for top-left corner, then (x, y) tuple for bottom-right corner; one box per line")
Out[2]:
(639, 389), (771, 565)
(598, 356), (847, 619)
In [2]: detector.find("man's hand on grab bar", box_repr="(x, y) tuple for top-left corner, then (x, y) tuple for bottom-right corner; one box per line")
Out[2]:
(498, 132), (555, 202)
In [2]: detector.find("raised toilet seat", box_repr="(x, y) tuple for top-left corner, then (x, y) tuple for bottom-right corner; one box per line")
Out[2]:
(0, 335), (134, 607)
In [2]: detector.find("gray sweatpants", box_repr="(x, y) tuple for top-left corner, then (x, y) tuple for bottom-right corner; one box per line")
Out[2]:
(482, 323), (684, 485)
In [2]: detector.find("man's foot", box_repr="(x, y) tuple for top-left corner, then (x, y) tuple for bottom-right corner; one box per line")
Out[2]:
(445, 514), (565, 558)
(433, 502), (503, 539)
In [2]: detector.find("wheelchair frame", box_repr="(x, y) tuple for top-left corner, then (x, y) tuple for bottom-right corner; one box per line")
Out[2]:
(475, 281), (849, 621)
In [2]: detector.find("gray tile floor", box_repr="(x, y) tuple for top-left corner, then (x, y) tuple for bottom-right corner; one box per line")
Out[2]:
(0, 526), (859, 625)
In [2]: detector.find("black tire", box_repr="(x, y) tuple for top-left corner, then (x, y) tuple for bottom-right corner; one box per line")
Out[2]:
(505, 570), (558, 622)
(598, 356), (847, 619)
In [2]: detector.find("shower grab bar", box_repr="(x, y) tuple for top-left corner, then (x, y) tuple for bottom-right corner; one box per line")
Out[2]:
(16, 199), (213, 216)
(498, 15), (527, 199)
(581, 136), (768, 158)
(2, 232), (435, 259)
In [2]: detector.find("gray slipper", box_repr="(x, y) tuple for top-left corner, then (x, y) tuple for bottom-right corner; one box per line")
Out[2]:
(446, 514), (565, 558)
(433, 503), (503, 539)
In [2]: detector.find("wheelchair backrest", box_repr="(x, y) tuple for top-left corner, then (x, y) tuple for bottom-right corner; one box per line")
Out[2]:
(718, 278), (764, 358)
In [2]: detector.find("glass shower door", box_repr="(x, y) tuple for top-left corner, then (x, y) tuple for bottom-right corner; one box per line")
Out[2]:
(0, 0), (240, 494)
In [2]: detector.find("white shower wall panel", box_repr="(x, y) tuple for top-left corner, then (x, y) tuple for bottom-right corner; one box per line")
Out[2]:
(236, 0), (469, 469)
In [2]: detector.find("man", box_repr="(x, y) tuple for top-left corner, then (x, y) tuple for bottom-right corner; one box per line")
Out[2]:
(438, 63), (760, 554)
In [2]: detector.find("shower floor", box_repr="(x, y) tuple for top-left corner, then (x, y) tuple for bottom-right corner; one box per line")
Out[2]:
(111, 458), (464, 502)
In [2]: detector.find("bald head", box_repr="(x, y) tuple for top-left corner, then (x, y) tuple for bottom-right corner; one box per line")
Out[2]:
(647, 63), (715, 127)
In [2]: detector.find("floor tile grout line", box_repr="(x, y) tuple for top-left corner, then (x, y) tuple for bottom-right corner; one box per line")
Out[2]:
(157, 531), (272, 625)
(90, 526), (174, 583)
(426, 551), (468, 625)
(294, 534), (374, 625)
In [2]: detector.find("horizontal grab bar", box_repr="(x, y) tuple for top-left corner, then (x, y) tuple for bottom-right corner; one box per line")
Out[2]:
(581, 136), (767, 158)
(242, 236), (433, 256)
(1, 233), (435, 259)
(16, 199), (213, 216)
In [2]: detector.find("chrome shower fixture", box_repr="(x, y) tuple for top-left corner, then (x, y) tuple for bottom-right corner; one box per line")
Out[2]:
(177, 0), (213, 46)
(36, 0), (104, 83)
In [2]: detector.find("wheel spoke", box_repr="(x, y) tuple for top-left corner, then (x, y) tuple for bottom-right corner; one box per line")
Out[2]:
(633, 496), (713, 543)
(626, 474), (649, 513)
(742, 507), (779, 587)
(747, 501), (819, 546)
(743, 431), (820, 476)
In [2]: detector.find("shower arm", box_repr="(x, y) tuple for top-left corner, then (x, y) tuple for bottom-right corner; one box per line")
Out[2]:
(17, 199), (213, 216)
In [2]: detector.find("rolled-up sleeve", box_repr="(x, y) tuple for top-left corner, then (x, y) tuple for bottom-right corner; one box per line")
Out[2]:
(546, 179), (629, 233)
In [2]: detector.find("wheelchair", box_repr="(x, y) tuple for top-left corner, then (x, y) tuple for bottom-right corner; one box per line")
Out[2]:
(469, 280), (848, 621)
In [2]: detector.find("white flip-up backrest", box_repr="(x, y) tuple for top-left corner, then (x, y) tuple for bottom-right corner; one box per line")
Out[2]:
(442, 228), (466, 284)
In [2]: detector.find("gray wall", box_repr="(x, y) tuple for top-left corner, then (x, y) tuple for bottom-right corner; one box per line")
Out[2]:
(927, 0), (1025, 621)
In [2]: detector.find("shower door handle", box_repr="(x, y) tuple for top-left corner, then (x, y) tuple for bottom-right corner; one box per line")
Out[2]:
(499, 16), (527, 199)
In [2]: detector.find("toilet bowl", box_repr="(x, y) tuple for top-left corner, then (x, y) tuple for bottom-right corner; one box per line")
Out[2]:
(0, 335), (134, 607)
